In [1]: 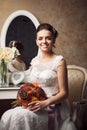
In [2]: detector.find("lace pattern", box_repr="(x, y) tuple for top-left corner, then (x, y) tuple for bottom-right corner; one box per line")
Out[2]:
(26, 55), (63, 97)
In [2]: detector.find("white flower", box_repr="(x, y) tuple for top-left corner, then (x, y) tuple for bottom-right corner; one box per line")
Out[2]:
(0, 47), (20, 62)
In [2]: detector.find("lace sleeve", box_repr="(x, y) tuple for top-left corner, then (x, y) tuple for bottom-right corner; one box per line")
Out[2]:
(55, 55), (64, 68)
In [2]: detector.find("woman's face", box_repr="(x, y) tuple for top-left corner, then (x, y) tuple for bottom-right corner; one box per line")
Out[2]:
(36, 29), (54, 52)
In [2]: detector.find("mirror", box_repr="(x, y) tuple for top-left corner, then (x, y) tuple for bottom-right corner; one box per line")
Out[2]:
(0, 10), (40, 69)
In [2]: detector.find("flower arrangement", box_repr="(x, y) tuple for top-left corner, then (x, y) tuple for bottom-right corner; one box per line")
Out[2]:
(0, 47), (20, 62)
(17, 83), (47, 108)
(0, 47), (20, 87)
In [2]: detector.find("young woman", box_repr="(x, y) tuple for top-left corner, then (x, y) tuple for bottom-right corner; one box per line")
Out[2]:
(1, 23), (76, 130)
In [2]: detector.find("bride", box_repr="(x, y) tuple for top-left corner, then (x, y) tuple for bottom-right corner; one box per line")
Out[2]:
(1, 23), (77, 130)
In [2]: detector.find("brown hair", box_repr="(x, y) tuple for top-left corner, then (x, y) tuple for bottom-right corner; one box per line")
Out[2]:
(36, 23), (58, 40)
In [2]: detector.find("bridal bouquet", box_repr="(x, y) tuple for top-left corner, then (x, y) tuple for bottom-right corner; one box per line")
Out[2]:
(17, 83), (47, 108)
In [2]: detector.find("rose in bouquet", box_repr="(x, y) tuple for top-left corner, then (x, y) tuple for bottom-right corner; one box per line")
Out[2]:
(17, 83), (47, 108)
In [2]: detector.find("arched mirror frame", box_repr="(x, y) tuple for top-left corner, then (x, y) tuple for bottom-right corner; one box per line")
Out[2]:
(0, 10), (40, 48)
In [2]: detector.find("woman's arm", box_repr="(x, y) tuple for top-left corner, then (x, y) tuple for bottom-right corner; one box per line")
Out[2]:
(46, 59), (68, 105)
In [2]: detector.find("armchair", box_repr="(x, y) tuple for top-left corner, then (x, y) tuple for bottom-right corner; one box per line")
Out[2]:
(67, 65), (87, 130)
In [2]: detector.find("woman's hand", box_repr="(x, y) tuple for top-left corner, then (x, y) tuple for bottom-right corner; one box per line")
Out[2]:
(27, 100), (49, 112)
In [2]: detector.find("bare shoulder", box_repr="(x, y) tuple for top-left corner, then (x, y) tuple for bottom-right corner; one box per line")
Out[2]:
(57, 58), (67, 73)
(61, 59), (67, 65)
(59, 58), (67, 67)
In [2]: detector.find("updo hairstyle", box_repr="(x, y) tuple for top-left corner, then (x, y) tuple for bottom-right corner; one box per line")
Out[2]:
(36, 23), (58, 40)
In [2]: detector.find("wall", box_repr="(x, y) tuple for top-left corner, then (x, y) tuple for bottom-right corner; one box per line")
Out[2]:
(0, 0), (87, 68)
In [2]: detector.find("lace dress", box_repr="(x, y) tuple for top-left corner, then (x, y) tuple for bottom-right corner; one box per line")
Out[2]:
(1, 55), (76, 130)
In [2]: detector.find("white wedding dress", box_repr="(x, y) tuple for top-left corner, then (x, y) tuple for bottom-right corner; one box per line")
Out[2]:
(1, 55), (76, 130)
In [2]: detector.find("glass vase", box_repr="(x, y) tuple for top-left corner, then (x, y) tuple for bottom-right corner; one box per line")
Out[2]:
(0, 59), (8, 87)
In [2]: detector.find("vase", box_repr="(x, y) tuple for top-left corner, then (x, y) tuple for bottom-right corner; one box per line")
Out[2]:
(0, 59), (8, 87)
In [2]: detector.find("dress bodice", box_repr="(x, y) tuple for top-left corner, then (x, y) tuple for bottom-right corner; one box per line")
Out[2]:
(24, 55), (63, 97)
